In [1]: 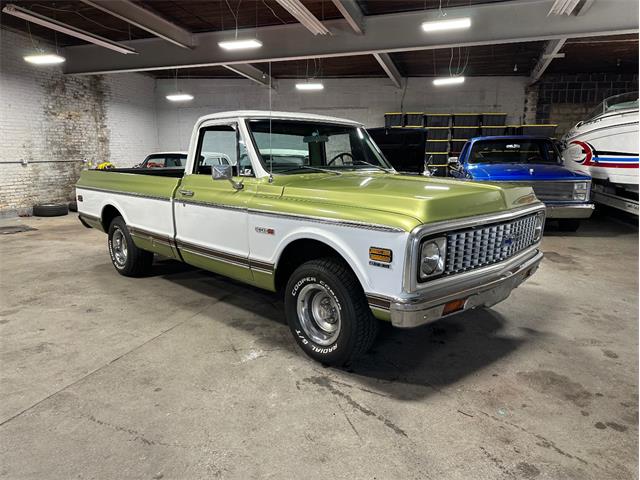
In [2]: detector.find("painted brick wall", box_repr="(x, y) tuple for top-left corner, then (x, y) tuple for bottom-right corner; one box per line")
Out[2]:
(155, 76), (528, 150)
(533, 72), (639, 135)
(0, 29), (158, 215)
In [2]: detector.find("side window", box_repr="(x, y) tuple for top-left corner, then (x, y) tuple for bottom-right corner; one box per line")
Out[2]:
(195, 125), (238, 175)
(145, 155), (166, 168)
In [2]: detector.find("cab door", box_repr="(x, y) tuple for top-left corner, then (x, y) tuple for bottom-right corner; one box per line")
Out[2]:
(174, 121), (256, 283)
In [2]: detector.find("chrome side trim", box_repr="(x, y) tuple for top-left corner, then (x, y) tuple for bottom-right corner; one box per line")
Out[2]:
(176, 198), (246, 212)
(128, 226), (175, 248)
(175, 196), (405, 233)
(76, 185), (171, 203)
(174, 238), (275, 273)
(249, 208), (405, 233)
(403, 203), (546, 293)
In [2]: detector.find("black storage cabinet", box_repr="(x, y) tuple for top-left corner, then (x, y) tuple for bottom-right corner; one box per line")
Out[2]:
(384, 113), (405, 128)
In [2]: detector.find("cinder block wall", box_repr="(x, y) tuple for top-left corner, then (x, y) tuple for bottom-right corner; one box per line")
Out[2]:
(154, 76), (528, 151)
(0, 29), (159, 215)
(532, 72), (639, 135)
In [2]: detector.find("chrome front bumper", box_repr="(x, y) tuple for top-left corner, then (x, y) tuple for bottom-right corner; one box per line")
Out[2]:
(545, 203), (594, 219)
(390, 248), (543, 328)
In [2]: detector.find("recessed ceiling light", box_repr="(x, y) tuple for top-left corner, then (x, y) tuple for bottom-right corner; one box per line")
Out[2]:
(295, 82), (324, 91)
(422, 17), (471, 33)
(166, 93), (194, 102)
(433, 76), (465, 86)
(218, 39), (263, 50)
(23, 54), (66, 65)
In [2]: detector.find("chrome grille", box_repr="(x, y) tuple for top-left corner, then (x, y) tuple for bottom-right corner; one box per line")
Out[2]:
(444, 213), (539, 275)
(528, 181), (577, 202)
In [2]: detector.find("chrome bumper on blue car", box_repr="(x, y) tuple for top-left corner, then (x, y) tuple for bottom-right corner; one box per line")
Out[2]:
(390, 247), (543, 328)
(545, 203), (594, 219)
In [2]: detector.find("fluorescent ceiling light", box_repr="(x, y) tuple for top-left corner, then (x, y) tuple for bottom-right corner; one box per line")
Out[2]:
(433, 76), (465, 86)
(295, 82), (324, 91)
(218, 39), (263, 50)
(24, 53), (65, 65)
(421, 17), (471, 32)
(2, 4), (137, 55)
(166, 93), (194, 102)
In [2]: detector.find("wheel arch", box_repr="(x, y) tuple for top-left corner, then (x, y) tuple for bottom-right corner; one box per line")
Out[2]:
(100, 204), (126, 232)
(273, 232), (371, 294)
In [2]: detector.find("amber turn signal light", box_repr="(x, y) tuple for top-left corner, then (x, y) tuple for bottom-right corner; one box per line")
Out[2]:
(443, 298), (466, 315)
(369, 247), (392, 263)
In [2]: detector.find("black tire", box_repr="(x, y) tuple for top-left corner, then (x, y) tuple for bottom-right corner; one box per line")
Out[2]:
(68, 201), (78, 212)
(284, 257), (378, 366)
(107, 216), (153, 276)
(558, 219), (580, 232)
(32, 203), (68, 217)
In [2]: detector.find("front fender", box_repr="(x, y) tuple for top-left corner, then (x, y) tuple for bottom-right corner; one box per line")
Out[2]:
(273, 227), (375, 292)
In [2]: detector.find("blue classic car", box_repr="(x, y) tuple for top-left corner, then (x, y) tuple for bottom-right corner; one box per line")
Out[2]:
(449, 136), (594, 231)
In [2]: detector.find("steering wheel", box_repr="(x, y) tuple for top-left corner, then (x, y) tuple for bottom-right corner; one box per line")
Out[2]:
(327, 152), (354, 166)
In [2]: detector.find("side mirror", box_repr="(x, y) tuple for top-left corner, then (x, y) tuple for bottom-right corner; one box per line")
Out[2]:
(212, 164), (232, 180)
(448, 156), (460, 166)
(212, 164), (244, 191)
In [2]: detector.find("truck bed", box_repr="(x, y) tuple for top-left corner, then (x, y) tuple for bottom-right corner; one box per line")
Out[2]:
(101, 167), (185, 178)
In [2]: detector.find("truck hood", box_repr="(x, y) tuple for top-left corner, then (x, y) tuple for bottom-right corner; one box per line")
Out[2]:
(466, 163), (591, 181)
(273, 172), (538, 229)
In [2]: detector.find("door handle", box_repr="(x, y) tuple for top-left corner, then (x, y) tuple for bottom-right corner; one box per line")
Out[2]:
(179, 189), (194, 197)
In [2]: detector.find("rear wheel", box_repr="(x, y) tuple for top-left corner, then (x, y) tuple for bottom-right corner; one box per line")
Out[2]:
(284, 257), (378, 366)
(107, 216), (153, 276)
(557, 219), (580, 232)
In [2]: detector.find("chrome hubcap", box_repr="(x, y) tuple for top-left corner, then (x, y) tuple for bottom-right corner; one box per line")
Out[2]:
(112, 228), (128, 266)
(296, 283), (341, 346)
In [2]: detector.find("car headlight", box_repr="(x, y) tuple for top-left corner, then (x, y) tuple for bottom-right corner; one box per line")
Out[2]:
(533, 211), (545, 242)
(573, 181), (590, 201)
(420, 237), (446, 279)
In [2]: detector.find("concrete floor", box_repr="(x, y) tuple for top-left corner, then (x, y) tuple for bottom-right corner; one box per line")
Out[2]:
(0, 212), (637, 480)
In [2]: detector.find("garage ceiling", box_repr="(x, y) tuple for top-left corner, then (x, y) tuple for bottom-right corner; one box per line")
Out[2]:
(1, 0), (637, 79)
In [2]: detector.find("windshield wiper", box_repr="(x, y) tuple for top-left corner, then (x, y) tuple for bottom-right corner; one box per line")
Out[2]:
(276, 165), (342, 175)
(349, 160), (394, 173)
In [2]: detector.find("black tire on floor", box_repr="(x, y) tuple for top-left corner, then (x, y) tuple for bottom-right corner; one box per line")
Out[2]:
(284, 257), (378, 366)
(557, 219), (581, 232)
(68, 201), (78, 212)
(32, 203), (68, 217)
(107, 216), (153, 277)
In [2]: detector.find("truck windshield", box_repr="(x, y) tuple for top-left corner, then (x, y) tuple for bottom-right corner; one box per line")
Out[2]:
(246, 119), (393, 174)
(469, 139), (561, 165)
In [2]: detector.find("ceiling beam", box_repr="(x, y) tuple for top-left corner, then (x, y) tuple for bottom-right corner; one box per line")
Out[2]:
(2, 3), (137, 55)
(62, 0), (639, 75)
(80, 0), (194, 49)
(372, 53), (402, 88)
(275, 0), (330, 35)
(222, 64), (275, 88)
(530, 38), (567, 84)
(575, 0), (596, 15)
(331, 0), (364, 34)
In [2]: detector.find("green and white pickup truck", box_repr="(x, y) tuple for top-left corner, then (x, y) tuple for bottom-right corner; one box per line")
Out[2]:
(76, 110), (545, 366)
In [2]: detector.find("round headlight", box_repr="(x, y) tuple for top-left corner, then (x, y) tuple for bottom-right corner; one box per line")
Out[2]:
(533, 212), (545, 241)
(421, 239), (445, 277)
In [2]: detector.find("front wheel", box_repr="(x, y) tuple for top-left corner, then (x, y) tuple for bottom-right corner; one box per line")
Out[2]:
(107, 216), (153, 276)
(284, 257), (378, 366)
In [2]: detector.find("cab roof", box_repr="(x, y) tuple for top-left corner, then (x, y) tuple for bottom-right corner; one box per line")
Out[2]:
(196, 110), (363, 127)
